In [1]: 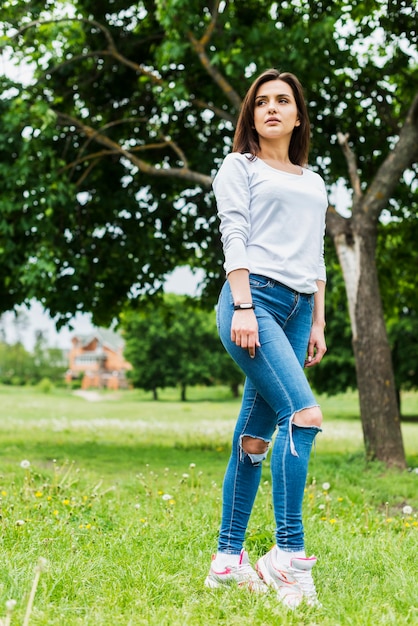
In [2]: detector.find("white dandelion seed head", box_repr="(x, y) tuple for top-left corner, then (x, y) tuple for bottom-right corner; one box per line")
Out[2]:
(20, 460), (31, 469)
(6, 599), (17, 611)
(402, 505), (413, 515)
(318, 504), (325, 510)
(162, 493), (173, 501)
(189, 463), (196, 469)
(15, 520), (25, 526)
(322, 482), (331, 491)
(37, 557), (48, 571)
(413, 468), (418, 475)
(134, 503), (140, 510)
(182, 473), (189, 479)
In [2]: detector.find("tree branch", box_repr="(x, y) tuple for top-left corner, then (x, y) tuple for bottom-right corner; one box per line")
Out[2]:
(193, 98), (237, 124)
(10, 17), (164, 85)
(56, 112), (212, 188)
(364, 91), (418, 221)
(326, 204), (353, 240)
(10, 15), (238, 129)
(337, 132), (363, 203)
(188, 2), (242, 111)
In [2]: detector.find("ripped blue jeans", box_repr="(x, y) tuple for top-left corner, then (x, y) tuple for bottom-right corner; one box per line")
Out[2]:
(216, 275), (321, 554)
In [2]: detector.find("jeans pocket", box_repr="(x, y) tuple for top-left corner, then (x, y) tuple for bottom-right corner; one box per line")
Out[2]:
(249, 274), (271, 290)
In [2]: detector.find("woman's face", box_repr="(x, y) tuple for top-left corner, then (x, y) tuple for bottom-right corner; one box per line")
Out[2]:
(253, 79), (300, 144)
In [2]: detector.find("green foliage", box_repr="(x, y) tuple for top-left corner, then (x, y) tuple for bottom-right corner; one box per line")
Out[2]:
(121, 294), (243, 399)
(36, 376), (54, 392)
(388, 310), (418, 395)
(0, 334), (66, 386)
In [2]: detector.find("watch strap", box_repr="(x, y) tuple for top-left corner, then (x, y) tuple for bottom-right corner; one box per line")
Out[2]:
(233, 303), (255, 310)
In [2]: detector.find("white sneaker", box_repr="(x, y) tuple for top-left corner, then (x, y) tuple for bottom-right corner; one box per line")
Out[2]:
(255, 548), (320, 608)
(205, 549), (268, 593)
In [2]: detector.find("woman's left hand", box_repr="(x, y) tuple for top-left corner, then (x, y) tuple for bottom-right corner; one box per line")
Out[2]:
(305, 322), (327, 367)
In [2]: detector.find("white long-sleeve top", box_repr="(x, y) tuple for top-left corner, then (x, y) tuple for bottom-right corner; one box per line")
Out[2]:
(213, 152), (328, 294)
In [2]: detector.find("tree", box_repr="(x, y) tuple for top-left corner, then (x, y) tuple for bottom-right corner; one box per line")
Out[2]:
(0, 335), (66, 386)
(1, 0), (417, 465)
(121, 294), (242, 400)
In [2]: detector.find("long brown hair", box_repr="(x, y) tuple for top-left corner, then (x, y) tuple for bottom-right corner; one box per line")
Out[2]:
(232, 69), (311, 166)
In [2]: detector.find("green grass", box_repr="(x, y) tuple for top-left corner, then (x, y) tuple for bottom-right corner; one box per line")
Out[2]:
(0, 385), (417, 625)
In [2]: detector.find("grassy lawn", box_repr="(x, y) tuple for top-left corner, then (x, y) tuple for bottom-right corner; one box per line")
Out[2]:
(0, 385), (417, 625)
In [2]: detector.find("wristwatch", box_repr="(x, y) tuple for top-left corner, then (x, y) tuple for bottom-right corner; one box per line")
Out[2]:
(233, 303), (256, 310)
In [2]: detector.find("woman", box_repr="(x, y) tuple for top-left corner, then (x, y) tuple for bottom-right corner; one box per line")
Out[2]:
(205, 69), (327, 609)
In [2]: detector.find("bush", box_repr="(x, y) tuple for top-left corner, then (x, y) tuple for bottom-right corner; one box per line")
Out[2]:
(37, 377), (54, 393)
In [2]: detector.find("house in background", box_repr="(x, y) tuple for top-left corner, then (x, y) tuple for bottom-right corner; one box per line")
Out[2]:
(66, 328), (132, 390)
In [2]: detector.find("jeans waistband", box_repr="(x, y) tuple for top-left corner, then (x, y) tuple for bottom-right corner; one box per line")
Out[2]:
(250, 274), (314, 298)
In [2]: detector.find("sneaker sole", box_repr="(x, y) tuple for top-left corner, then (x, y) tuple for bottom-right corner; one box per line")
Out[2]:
(204, 574), (268, 593)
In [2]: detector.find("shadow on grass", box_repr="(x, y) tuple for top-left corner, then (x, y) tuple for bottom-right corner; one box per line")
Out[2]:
(401, 415), (418, 423)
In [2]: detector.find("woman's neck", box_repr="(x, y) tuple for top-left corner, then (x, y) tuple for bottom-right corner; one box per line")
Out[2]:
(258, 149), (301, 174)
(258, 144), (290, 163)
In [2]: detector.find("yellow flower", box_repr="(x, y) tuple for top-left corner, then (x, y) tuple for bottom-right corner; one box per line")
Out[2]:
(53, 510), (59, 516)
(337, 497), (343, 502)
(47, 496), (52, 501)
(330, 518), (337, 524)
(1, 490), (7, 496)
(63, 499), (70, 505)
(35, 491), (43, 498)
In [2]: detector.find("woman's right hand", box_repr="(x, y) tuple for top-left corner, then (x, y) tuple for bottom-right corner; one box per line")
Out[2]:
(231, 310), (260, 358)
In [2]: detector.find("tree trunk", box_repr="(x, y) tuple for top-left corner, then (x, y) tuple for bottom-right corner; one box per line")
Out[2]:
(181, 384), (187, 402)
(333, 219), (406, 468)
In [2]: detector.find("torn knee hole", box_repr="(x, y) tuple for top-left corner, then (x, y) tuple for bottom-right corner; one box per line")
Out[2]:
(241, 436), (269, 455)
